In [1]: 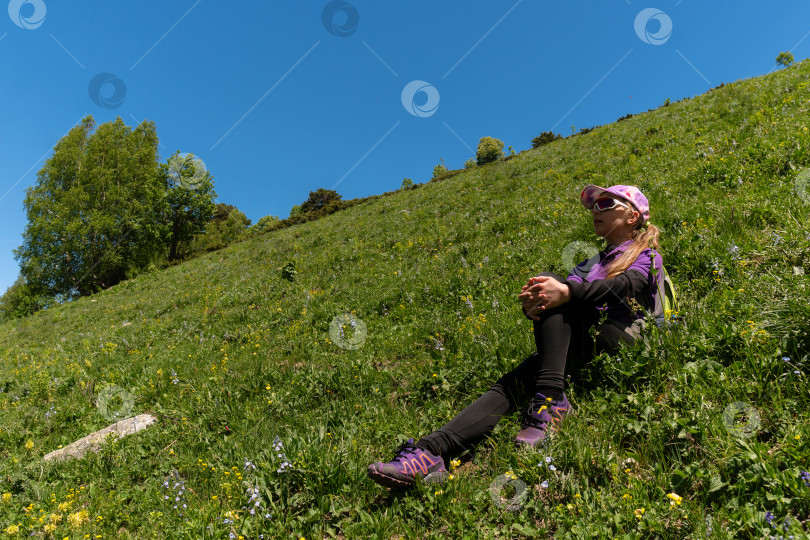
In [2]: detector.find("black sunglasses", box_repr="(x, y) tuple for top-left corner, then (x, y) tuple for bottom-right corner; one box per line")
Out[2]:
(592, 196), (630, 212)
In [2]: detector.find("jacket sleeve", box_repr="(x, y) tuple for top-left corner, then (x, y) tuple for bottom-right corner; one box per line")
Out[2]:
(566, 256), (593, 283)
(565, 269), (650, 308)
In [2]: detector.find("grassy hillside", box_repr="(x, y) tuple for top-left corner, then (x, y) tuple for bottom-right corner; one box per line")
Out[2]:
(1, 59), (809, 539)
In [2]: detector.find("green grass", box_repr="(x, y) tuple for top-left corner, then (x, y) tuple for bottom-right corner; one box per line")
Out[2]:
(1, 60), (810, 539)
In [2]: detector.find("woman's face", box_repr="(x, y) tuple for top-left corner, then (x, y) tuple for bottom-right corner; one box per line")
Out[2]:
(591, 198), (640, 243)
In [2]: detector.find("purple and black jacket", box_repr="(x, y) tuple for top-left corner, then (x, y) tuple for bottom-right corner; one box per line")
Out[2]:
(565, 239), (664, 324)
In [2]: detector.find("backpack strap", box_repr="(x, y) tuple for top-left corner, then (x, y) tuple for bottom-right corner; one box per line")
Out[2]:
(653, 263), (679, 325)
(653, 265), (666, 319)
(648, 250), (670, 320)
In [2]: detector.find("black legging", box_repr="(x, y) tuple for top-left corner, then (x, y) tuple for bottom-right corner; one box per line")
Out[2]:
(416, 272), (635, 458)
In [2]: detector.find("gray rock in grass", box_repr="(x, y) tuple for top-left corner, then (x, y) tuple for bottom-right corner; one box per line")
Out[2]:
(43, 414), (157, 462)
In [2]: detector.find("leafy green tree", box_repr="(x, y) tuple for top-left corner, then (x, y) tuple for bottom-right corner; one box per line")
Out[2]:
(531, 131), (562, 149)
(14, 116), (165, 299)
(401, 178), (414, 190)
(163, 152), (217, 261)
(476, 137), (504, 165)
(248, 214), (281, 236)
(190, 203), (251, 252)
(0, 276), (51, 321)
(300, 188), (342, 214)
(775, 51), (795, 67)
(464, 158), (477, 169)
(432, 159), (448, 179)
(286, 189), (349, 225)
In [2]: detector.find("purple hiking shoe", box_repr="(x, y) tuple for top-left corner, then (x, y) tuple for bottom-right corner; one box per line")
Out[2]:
(367, 438), (447, 488)
(515, 392), (572, 448)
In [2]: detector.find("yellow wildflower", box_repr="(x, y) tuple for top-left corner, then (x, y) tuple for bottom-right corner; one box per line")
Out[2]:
(67, 509), (89, 528)
(1, 493), (11, 503)
(666, 492), (683, 506)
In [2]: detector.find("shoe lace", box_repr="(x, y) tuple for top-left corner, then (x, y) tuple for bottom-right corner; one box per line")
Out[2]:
(391, 440), (420, 463)
(522, 403), (551, 429)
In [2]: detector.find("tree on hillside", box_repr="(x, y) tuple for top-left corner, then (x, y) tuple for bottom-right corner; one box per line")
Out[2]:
(775, 51), (795, 67)
(14, 116), (165, 299)
(0, 276), (51, 321)
(476, 137), (504, 165)
(300, 188), (342, 214)
(163, 152), (217, 261)
(247, 214), (281, 236)
(190, 203), (251, 252)
(432, 159), (448, 179)
(531, 131), (562, 149)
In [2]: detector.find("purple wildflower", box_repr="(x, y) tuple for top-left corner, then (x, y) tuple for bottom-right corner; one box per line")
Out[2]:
(801, 471), (809, 487)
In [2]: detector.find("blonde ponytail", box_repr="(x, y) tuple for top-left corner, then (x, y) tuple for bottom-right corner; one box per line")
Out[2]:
(603, 213), (660, 279)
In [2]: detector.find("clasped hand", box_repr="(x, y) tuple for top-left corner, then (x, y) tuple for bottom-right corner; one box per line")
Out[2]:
(517, 275), (571, 320)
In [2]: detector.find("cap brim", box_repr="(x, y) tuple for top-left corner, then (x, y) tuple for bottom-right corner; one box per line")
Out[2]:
(580, 185), (610, 209)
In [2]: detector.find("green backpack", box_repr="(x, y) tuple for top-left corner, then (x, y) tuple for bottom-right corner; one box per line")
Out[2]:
(652, 263), (679, 327)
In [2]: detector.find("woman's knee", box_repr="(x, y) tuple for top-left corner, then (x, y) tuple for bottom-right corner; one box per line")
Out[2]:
(531, 273), (569, 321)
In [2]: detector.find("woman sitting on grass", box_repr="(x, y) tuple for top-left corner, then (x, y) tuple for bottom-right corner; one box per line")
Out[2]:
(367, 184), (663, 488)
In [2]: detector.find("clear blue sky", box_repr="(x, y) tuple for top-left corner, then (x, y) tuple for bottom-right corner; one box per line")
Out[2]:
(1, 1), (808, 294)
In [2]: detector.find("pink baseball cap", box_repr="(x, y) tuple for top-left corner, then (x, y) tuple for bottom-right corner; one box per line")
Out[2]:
(580, 184), (650, 225)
